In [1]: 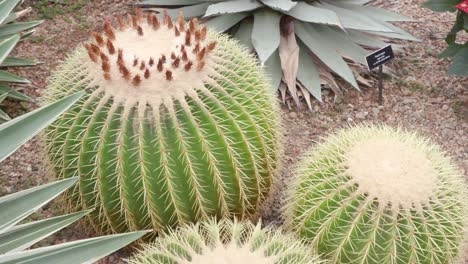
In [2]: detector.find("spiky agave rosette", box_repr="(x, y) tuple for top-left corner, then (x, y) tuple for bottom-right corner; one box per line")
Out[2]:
(284, 125), (468, 263)
(137, 0), (418, 108)
(128, 218), (321, 264)
(43, 10), (281, 235)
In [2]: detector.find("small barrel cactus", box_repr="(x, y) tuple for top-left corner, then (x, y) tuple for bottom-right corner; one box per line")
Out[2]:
(128, 218), (321, 264)
(43, 10), (281, 235)
(285, 125), (467, 263)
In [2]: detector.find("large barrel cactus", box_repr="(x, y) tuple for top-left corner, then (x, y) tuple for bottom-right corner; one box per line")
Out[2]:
(43, 10), (281, 235)
(128, 218), (321, 264)
(285, 125), (467, 263)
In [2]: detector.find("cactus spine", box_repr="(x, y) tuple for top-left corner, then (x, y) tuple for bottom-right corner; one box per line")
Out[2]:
(43, 10), (281, 235)
(128, 218), (321, 264)
(285, 125), (467, 263)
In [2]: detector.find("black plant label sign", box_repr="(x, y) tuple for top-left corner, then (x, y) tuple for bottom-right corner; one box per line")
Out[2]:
(366, 45), (395, 70)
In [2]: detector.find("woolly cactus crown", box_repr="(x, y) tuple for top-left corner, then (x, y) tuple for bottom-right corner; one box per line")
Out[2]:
(44, 10), (281, 235)
(285, 125), (467, 263)
(128, 219), (321, 264)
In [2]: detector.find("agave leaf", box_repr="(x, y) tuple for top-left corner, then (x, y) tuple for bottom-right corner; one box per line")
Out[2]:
(315, 2), (394, 32)
(0, 92), (7, 103)
(0, 84), (33, 102)
(439, 43), (468, 58)
(204, 0), (262, 17)
(0, 91), (83, 162)
(150, 3), (211, 19)
(264, 49), (281, 90)
(0, 210), (91, 254)
(330, 1), (415, 22)
(364, 22), (420, 41)
(252, 9), (281, 63)
(0, 21), (43, 38)
(448, 48), (468, 76)
(297, 81), (312, 110)
(297, 40), (321, 102)
(0, 70), (29, 83)
(1, 57), (38, 67)
(0, 108), (9, 121)
(0, 177), (79, 234)
(313, 25), (368, 65)
(347, 29), (388, 48)
(422, 0), (460, 12)
(0, 35), (19, 65)
(205, 12), (249, 32)
(279, 19), (299, 107)
(286, 2), (342, 27)
(137, 0), (210, 6)
(295, 21), (358, 89)
(0, 0), (20, 25)
(0, 231), (147, 264)
(259, 0), (297, 12)
(234, 19), (254, 51)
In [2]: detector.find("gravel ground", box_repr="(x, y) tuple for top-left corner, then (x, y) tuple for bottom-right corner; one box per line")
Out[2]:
(1, 0), (467, 263)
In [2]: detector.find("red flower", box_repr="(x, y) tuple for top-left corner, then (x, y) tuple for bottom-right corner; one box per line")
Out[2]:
(456, 0), (468, 13)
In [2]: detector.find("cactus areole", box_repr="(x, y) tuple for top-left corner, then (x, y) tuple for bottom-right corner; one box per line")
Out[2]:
(44, 10), (281, 235)
(286, 125), (468, 263)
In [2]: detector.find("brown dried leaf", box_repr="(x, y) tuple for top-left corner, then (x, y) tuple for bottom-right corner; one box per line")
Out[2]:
(297, 81), (312, 111)
(279, 17), (300, 107)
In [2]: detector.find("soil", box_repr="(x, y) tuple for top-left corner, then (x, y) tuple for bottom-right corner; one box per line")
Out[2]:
(1, 0), (466, 263)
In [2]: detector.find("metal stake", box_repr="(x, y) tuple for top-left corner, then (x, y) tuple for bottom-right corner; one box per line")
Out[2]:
(378, 65), (383, 105)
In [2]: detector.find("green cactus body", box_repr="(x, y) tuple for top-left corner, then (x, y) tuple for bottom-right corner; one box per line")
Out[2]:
(43, 11), (281, 234)
(285, 125), (467, 263)
(128, 218), (321, 264)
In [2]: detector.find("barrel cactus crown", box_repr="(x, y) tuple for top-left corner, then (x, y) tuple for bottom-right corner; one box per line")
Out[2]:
(43, 10), (281, 235)
(128, 219), (321, 264)
(285, 125), (467, 263)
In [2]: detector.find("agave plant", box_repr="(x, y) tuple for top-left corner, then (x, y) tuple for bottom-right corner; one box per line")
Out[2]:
(0, 0), (43, 121)
(137, 0), (417, 109)
(0, 92), (146, 263)
(423, 0), (468, 76)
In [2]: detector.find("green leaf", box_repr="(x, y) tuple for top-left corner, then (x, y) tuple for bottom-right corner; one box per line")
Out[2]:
(0, 35), (19, 65)
(315, 2), (394, 32)
(287, 2), (342, 27)
(439, 43), (468, 58)
(0, 177), (79, 234)
(364, 22), (420, 41)
(347, 29), (388, 48)
(0, 91), (84, 162)
(0, 92), (7, 103)
(204, 0), (262, 17)
(0, 84), (33, 102)
(264, 49), (281, 90)
(234, 19), (254, 50)
(259, 0), (297, 12)
(297, 40), (322, 101)
(252, 9), (281, 63)
(422, 0), (460, 12)
(295, 21), (358, 89)
(0, 231), (147, 264)
(448, 47), (468, 76)
(446, 11), (465, 44)
(0, 21), (43, 38)
(0, 0), (20, 25)
(0, 108), (9, 122)
(0, 210), (91, 254)
(331, 1), (414, 22)
(0, 70), (29, 83)
(205, 12), (249, 32)
(1, 57), (38, 67)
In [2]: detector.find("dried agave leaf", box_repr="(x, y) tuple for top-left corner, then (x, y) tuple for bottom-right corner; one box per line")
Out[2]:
(279, 18), (300, 107)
